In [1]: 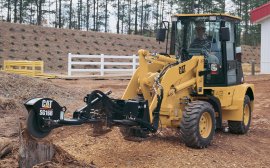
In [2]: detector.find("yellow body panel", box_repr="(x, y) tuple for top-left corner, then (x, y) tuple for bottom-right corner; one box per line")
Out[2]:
(122, 49), (254, 127)
(122, 50), (205, 127)
(205, 83), (254, 121)
(205, 84), (254, 121)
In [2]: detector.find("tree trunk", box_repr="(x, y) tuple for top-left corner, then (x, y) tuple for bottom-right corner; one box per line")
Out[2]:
(7, 0), (11, 22)
(140, 0), (143, 35)
(93, 0), (96, 30)
(18, 124), (55, 168)
(105, 0), (108, 32)
(39, 0), (42, 25)
(35, 0), (39, 25)
(96, 0), (99, 31)
(117, 0), (120, 34)
(143, 0), (148, 35)
(19, 0), (23, 23)
(69, 0), (73, 29)
(161, 0), (164, 22)
(121, 0), (125, 34)
(59, 0), (62, 28)
(128, 0), (131, 34)
(14, 0), (18, 22)
(135, 0), (138, 34)
(86, 0), (89, 31)
(77, 0), (82, 30)
(55, 0), (58, 28)
(155, 0), (159, 29)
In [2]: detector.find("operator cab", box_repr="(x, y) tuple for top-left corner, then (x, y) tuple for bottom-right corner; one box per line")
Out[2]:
(158, 14), (243, 87)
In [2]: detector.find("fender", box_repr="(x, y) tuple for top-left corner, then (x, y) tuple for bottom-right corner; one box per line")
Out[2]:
(24, 98), (64, 120)
(222, 83), (254, 121)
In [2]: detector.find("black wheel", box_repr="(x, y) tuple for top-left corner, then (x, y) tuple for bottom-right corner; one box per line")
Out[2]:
(228, 95), (251, 134)
(27, 110), (51, 138)
(180, 101), (216, 148)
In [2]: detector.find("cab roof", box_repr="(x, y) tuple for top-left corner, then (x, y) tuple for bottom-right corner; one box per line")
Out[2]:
(173, 13), (241, 21)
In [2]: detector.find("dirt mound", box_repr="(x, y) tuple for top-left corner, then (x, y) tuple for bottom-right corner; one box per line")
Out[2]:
(0, 72), (88, 167)
(0, 97), (19, 111)
(0, 72), (83, 110)
(0, 21), (166, 73)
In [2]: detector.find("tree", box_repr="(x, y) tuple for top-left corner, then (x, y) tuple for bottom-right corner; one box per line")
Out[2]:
(69, 0), (72, 29)
(140, 0), (143, 35)
(19, 0), (23, 23)
(14, 0), (18, 22)
(93, 0), (96, 30)
(86, 0), (90, 30)
(127, 0), (131, 34)
(117, 0), (120, 33)
(96, 0), (99, 31)
(77, 0), (82, 29)
(58, 0), (62, 28)
(153, 0), (159, 29)
(7, 0), (11, 22)
(105, 0), (108, 32)
(135, 0), (138, 34)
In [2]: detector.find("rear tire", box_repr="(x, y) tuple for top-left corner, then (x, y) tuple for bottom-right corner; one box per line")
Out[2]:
(228, 95), (251, 134)
(180, 101), (215, 148)
(27, 110), (51, 138)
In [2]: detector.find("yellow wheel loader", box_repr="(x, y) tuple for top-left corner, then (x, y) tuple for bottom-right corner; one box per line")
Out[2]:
(24, 14), (254, 148)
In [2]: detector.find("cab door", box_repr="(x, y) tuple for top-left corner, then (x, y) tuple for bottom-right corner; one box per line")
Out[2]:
(225, 22), (243, 86)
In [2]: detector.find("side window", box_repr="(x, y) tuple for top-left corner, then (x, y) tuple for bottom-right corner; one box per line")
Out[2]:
(225, 22), (237, 85)
(226, 22), (235, 60)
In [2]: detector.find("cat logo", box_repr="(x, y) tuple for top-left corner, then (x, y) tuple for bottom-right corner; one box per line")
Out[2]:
(179, 65), (186, 74)
(41, 100), (53, 109)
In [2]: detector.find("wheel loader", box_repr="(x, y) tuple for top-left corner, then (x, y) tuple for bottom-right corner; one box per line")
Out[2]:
(24, 14), (254, 148)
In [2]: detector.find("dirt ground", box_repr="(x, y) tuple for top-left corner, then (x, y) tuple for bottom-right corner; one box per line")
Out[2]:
(0, 73), (270, 167)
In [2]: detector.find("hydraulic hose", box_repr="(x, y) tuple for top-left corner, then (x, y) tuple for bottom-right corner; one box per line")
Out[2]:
(151, 61), (178, 132)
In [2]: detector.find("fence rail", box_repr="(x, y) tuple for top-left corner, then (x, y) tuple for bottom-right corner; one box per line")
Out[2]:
(68, 53), (139, 76)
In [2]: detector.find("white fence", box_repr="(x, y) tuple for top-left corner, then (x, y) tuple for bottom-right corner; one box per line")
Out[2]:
(68, 53), (139, 76)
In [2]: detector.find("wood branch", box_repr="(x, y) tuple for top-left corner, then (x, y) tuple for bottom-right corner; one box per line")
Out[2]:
(0, 138), (13, 158)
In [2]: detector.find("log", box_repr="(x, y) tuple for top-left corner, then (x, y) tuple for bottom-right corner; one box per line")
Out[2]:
(18, 123), (55, 168)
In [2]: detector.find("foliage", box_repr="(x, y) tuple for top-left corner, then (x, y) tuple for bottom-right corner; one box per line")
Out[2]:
(0, 0), (268, 45)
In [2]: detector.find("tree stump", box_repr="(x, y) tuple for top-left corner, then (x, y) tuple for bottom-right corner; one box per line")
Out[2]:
(18, 123), (55, 168)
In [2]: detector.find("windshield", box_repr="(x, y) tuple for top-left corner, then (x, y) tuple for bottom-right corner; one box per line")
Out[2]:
(175, 18), (221, 63)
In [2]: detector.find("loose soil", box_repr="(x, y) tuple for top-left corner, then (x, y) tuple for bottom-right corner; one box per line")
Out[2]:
(0, 72), (269, 167)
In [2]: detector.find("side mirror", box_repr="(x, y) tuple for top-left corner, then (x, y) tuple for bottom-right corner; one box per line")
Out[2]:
(220, 27), (230, 41)
(156, 28), (167, 42)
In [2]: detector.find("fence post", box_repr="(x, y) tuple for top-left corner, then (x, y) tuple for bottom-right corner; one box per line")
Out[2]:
(68, 53), (72, 76)
(132, 54), (136, 74)
(251, 60), (255, 75)
(100, 54), (104, 76)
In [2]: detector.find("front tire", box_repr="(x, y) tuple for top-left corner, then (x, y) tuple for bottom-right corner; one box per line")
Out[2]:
(180, 101), (216, 148)
(228, 95), (251, 134)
